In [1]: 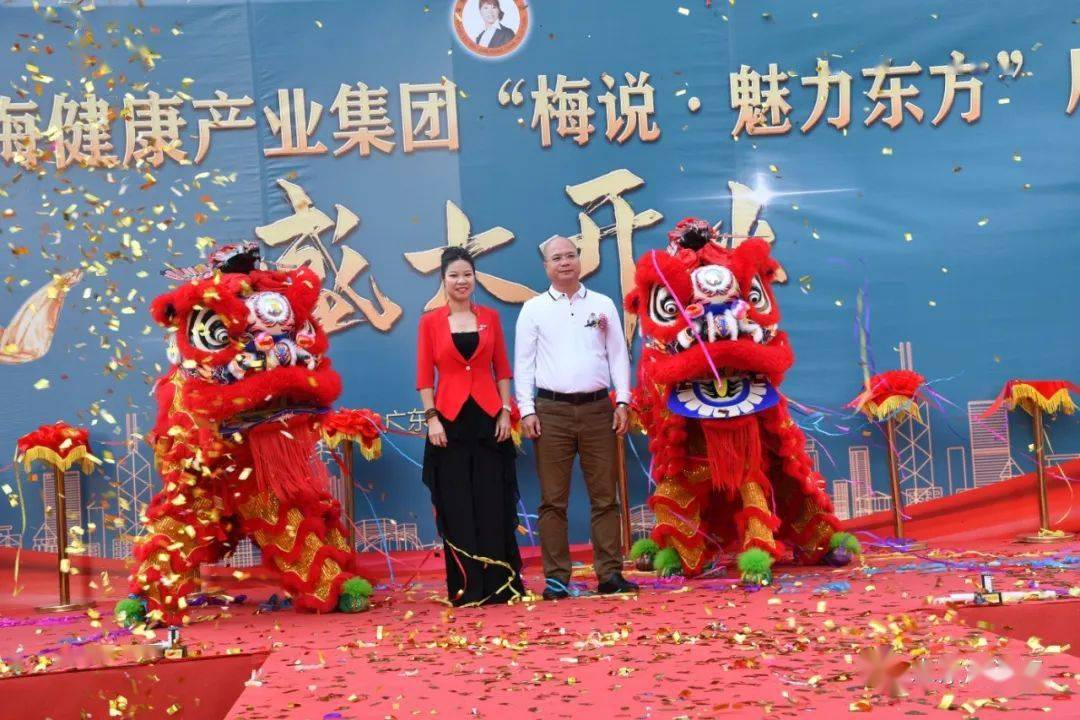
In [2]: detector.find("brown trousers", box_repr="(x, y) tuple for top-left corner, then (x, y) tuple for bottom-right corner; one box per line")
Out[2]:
(533, 396), (622, 584)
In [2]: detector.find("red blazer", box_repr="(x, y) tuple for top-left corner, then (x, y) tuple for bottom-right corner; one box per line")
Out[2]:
(416, 304), (512, 421)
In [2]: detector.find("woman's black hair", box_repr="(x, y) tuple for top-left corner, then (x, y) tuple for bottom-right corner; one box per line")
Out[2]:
(441, 245), (475, 277)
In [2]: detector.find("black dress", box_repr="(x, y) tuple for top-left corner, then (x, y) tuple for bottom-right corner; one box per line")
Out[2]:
(422, 331), (525, 606)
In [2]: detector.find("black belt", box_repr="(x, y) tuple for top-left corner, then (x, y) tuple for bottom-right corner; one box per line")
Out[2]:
(536, 388), (609, 404)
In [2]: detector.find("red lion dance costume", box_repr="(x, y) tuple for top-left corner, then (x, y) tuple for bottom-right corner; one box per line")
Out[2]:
(625, 219), (859, 585)
(116, 243), (376, 627)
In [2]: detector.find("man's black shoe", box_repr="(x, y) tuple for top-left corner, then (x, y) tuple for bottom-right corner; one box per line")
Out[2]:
(542, 578), (570, 600)
(542, 587), (570, 600)
(597, 572), (639, 594)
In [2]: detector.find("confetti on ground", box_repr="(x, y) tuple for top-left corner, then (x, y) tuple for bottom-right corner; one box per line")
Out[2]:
(2, 539), (1076, 717)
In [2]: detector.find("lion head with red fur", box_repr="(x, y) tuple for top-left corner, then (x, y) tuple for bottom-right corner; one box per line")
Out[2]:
(150, 243), (341, 426)
(625, 218), (793, 388)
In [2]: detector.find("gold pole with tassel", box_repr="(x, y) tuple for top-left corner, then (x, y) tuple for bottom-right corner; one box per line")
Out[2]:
(884, 418), (927, 552)
(616, 435), (632, 559)
(37, 463), (93, 612)
(343, 437), (357, 550)
(1020, 405), (1075, 543)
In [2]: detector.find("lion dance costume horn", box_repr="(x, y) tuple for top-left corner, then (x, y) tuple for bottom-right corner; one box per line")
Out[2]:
(625, 219), (859, 585)
(116, 243), (376, 627)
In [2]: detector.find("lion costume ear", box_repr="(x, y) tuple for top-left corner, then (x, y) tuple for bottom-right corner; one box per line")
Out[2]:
(624, 290), (642, 315)
(150, 296), (177, 327)
(732, 237), (779, 278)
(761, 260), (779, 283)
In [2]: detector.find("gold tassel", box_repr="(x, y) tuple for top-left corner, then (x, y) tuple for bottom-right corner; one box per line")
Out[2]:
(1008, 384), (1078, 416)
(18, 445), (97, 474)
(359, 438), (382, 462)
(863, 395), (923, 424)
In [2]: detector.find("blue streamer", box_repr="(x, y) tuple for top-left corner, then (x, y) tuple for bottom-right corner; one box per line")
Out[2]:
(624, 432), (654, 488)
(354, 480), (397, 586)
(377, 430), (425, 470)
(517, 498), (537, 545)
(544, 577), (589, 598)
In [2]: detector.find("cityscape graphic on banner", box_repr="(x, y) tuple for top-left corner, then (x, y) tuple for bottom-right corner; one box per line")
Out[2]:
(6, 340), (1076, 558)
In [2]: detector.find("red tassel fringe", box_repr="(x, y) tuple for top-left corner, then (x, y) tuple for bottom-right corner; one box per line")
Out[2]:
(248, 416), (330, 506)
(700, 418), (762, 497)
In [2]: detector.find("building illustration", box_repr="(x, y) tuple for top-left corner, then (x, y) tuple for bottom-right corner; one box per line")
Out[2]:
(629, 503), (656, 539)
(968, 400), (1021, 488)
(946, 446), (970, 494)
(894, 342), (941, 505)
(31, 469), (83, 554)
(215, 537), (262, 569)
(112, 414), (155, 559)
(848, 445), (893, 517)
(805, 438), (821, 475)
(831, 479), (852, 521)
(356, 518), (424, 552)
(0, 525), (22, 548)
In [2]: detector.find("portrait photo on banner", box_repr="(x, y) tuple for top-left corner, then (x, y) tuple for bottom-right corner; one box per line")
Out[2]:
(453, 0), (529, 59)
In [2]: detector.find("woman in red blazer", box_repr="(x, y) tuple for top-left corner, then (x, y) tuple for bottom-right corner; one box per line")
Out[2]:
(417, 246), (524, 606)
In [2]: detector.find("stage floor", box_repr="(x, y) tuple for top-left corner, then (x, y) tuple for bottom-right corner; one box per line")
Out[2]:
(1, 538), (1079, 718)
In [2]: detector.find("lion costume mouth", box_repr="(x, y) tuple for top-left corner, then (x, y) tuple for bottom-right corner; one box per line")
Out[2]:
(655, 300), (788, 386)
(152, 243), (343, 425)
(648, 331), (794, 387)
(666, 300), (778, 354)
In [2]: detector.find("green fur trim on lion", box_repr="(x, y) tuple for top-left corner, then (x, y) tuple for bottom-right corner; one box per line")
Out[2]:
(652, 547), (682, 576)
(338, 578), (373, 613)
(828, 532), (861, 555)
(114, 598), (146, 627)
(737, 548), (774, 585)
(630, 538), (659, 560)
(341, 577), (374, 598)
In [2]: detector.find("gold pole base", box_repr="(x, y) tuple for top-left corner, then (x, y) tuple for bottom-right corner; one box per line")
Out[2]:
(1019, 530), (1076, 544)
(36, 600), (96, 613)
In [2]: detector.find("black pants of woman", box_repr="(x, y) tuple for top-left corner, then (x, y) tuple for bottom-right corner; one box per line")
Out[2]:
(422, 335), (525, 605)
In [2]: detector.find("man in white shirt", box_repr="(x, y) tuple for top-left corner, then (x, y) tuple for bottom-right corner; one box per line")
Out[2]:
(514, 235), (638, 599)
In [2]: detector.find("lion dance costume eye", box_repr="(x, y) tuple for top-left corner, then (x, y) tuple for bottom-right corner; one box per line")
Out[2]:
(624, 218), (860, 585)
(114, 242), (378, 628)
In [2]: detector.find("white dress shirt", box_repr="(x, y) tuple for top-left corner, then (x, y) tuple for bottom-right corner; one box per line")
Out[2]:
(478, 24), (499, 47)
(514, 284), (632, 416)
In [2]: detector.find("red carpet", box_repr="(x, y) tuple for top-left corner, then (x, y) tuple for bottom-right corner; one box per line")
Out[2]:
(1, 467), (1078, 718)
(0, 650), (268, 719)
(955, 600), (1080, 653)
